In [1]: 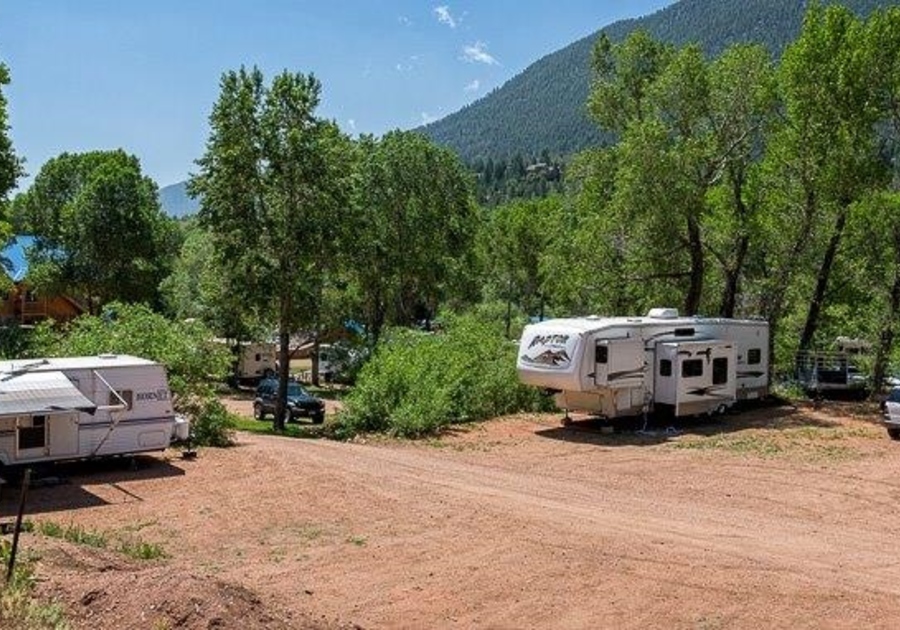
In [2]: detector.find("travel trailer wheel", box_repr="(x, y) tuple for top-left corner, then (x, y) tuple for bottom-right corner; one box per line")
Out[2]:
(888, 427), (900, 441)
(253, 402), (265, 421)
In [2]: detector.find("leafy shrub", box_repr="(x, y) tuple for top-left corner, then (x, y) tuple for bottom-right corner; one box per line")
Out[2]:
(336, 313), (551, 438)
(35, 303), (236, 447)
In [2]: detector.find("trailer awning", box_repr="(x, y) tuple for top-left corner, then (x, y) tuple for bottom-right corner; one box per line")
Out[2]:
(0, 371), (96, 416)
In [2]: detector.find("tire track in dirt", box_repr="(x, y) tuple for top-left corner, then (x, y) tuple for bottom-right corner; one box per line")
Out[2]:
(277, 437), (900, 599)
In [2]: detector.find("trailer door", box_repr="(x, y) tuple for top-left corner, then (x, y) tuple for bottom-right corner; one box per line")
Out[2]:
(593, 338), (644, 388)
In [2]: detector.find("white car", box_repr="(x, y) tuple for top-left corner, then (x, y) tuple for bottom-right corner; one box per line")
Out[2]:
(881, 387), (900, 440)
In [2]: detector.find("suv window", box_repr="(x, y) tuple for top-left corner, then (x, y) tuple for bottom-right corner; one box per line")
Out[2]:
(888, 388), (900, 403)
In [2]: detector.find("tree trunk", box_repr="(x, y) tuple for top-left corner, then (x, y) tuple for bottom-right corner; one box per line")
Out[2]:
(684, 213), (704, 315)
(719, 234), (749, 318)
(872, 226), (900, 393)
(798, 206), (848, 352)
(719, 168), (750, 318)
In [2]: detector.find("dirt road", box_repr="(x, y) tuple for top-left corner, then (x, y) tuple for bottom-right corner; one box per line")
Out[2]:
(6, 401), (900, 629)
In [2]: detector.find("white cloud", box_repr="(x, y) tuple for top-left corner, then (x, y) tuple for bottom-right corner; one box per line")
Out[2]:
(464, 79), (480, 92)
(434, 6), (457, 28)
(398, 15), (412, 26)
(421, 112), (439, 125)
(461, 41), (499, 66)
(347, 119), (356, 131)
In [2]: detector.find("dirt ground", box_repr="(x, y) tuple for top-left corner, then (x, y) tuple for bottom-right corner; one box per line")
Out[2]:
(4, 398), (900, 629)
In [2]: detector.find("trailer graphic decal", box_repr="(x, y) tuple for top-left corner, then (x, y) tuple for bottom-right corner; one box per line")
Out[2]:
(522, 349), (571, 367)
(607, 368), (644, 381)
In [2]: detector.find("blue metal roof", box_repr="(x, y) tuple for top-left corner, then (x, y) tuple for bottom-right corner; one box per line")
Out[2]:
(1, 235), (38, 283)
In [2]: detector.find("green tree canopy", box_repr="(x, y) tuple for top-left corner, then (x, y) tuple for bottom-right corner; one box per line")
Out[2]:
(352, 130), (479, 341)
(190, 66), (355, 429)
(13, 150), (177, 312)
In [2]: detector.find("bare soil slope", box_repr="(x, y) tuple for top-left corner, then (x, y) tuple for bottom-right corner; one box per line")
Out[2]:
(4, 400), (900, 629)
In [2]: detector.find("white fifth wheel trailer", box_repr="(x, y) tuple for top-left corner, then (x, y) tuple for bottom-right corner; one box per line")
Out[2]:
(0, 354), (189, 467)
(517, 308), (769, 419)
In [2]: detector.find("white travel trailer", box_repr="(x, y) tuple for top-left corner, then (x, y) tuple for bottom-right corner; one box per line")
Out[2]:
(0, 354), (189, 467)
(517, 308), (769, 420)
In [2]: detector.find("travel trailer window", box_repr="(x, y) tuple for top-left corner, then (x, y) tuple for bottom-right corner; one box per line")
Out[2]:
(748, 348), (762, 365)
(659, 359), (672, 377)
(674, 328), (695, 337)
(109, 389), (134, 410)
(18, 415), (46, 450)
(682, 359), (703, 378)
(595, 345), (608, 364)
(713, 357), (729, 385)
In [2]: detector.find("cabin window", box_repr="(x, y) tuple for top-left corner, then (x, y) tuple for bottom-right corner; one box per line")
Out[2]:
(18, 415), (46, 450)
(595, 345), (608, 364)
(255, 353), (262, 361)
(748, 348), (762, 365)
(659, 359), (672, 377)
(712, 357), (729, 385)
(682, 359), (703, 378)
(108, 389), (133, 410)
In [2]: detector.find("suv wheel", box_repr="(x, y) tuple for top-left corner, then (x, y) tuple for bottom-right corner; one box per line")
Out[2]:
(253, 402), (265, 421)
(312, 412), (325, 425)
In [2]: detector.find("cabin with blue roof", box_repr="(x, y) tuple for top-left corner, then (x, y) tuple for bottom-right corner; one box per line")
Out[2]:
(0, 235), (84, 324)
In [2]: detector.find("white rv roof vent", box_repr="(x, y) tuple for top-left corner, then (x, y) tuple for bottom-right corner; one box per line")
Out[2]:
(647, 308), (679, 319)
(98, 353), (118, 359)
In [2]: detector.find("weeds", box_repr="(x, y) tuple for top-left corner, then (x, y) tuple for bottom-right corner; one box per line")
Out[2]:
(670, 425), (873, 462)
(0, 539), (70, 630)
(34, 520), (166, 560)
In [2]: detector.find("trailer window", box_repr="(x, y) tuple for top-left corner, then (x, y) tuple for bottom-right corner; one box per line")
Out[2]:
(748, 348), (762, 365)
(18, 415), (46, 450)
(682, 359), (703, 378)
(595, 345), (608, 364)
(713, 357), (729, 384)
(108, 390), (133, 410)
(659, 359), (672, 377)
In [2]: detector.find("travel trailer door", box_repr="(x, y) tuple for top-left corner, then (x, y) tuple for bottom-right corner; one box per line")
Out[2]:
(593, 338), (644, 388)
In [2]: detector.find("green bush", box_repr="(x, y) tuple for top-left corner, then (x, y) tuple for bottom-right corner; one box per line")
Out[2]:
(34, 303), (236, 447)
(336, 313), (551, 438)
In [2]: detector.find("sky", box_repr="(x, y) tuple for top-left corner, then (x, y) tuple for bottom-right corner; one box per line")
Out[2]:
(0, 1), (674, 190)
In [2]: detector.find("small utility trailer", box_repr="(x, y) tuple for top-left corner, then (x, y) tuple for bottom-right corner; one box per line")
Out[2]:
(517, 308), (769, 420)
(0, 354), (189, 467)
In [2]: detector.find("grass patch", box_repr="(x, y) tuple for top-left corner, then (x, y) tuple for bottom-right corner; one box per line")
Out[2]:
(232, 417), (335, 439)
(118, 539), (166, 561)
(35, 521), (107, 549)
(670, 424), (878, 462)
(34, 520), (166, 560)
(0, 539), (70, 630)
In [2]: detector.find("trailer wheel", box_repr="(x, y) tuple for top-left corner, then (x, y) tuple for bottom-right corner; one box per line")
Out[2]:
(312, 413), (325, 425)
(253, 402), (265, 421)
(887, 427), (900, 441)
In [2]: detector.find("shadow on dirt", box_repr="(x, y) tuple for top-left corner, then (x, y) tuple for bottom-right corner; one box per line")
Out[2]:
(0, 455), (186, 516)
(535, 399), (854, 447)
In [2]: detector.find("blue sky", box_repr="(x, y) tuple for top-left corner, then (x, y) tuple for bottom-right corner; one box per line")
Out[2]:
(1, 1), (674, 189)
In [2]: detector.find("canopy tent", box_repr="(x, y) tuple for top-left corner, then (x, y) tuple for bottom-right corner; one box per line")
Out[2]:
(0, 371), (96, 416)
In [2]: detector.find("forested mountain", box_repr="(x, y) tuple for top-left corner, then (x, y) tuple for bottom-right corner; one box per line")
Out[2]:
(420, 0), (896, 163)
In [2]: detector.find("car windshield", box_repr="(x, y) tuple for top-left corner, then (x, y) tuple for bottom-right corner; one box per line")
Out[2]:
(286, 383), (309, 397)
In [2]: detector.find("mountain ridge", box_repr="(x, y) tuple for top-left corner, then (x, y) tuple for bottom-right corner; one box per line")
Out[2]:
(158, 0), (896, 217)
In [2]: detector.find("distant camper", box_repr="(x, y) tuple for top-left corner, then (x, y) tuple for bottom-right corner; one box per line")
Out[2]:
(216, 340), (277, 386)
(517, 308), (769, 420)
(0, 354), (189, 467)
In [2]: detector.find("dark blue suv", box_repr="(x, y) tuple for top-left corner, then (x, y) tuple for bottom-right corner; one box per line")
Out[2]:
(253, 378), (325, 424)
